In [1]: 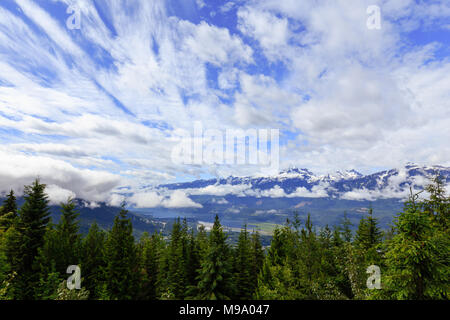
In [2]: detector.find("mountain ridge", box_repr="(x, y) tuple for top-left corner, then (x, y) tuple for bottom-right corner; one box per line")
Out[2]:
(157, 163), (450, 200)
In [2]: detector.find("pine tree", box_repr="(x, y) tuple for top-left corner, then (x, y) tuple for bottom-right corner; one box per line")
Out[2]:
(105, 205), (139, 300)
(233, 225), (253, 299)
(249, 230), (264, 296)
(165, 218), (188, 299)
(297, 214), (322, 298)
(138, 232), (163, 300)
(81, 222), (106, 299)
(355, 208), (383, 252)
(0, 219), (21, 298)
(185, 229), (201, 289)
(255, 258), (301, 300)
(331, 225), (354, 298)
(421, 175), (450, 231)
(266, 225), (291, 266)
(195, 215), (234, 300)
(196, 224), (209, 258)
(14, 179), (51, 299)
(341, 212), (353, 243)
(39, 199), (82, 275)
(56, 198), (81, 273)
(379, 189), (449, 299)
(34, 198), (83, 299)
(0, 190), (17, 231)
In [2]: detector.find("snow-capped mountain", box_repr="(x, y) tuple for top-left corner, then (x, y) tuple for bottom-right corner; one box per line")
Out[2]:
(159, 164), (450, 200)
(130, 164), (449, 230)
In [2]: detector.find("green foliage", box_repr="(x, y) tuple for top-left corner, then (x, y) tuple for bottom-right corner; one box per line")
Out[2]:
(194, 215), (234, 300)
(255, 262), (300, 300)
(81, 222), (106, 299)
(14, 179), (51, 299)
(54, 280), (90, 300)
(165, 218), (188, 299)
(104, 204), (139, 300)
(355, 207), (383, 252)
(0, 190), (17, 231)
(376, 184), (450, 300)
(233, 225), (253, 299)
(0, 177), (448, 300)
(138, 231), (164, 300)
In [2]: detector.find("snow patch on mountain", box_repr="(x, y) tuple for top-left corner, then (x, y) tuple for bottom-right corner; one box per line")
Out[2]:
(157, 164), (449, 202)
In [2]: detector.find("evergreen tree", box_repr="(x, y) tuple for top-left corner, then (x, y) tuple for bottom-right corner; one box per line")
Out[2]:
(14, 179), (51, 299)
(104, 205), (139, 300)
(331, 225), (354, 298)
(266, 225), (292, 266)
(56, 198), (82, 272)
(185, 229), (201, 289)
(249, 230), (264, 296)
(296, 214), (322, 298)
(379, 190), (449, 299)
(355, 208), (383, 252)
(255, 261), (300, 300)
(165, 218), (188, 299)
(233, 225), (253, 299)
(0, 190), (17, 231)
(138, 231), (163, 300)
(196, 224), (209, 258)
(81, 222), (106, 299)
(341, 212), (353, 243)
(421, 175), (450, 231)
(195, 215), (234, 300)
(35, 198), (82, 298)
(39, 199), (82, 275)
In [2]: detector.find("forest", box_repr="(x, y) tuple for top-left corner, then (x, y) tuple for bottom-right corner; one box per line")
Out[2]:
(0, 177), (448, 300)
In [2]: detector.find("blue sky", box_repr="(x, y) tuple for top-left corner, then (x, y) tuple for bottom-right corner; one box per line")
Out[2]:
(0, 0), (449, 207)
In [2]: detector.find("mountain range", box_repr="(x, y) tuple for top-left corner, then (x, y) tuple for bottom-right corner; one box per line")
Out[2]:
(140, 163), (449, 232)
(4, 164), (448, 236)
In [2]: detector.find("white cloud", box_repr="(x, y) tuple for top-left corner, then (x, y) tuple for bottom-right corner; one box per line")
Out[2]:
(129, 189), (202, 209)
(237, 7), (290, 61)
(163, 190), (203, 208)
(46, 184), (76, 205)
(182, 20), (253, 66)
(129, 191), (164, 208)
(0, 0), (449, 202)
(0, 147), (122, 203)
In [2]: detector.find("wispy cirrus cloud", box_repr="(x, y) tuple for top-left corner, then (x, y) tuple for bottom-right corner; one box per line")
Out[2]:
(0, 0), (449, 206)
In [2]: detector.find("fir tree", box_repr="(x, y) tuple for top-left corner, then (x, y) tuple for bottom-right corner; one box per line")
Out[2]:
(14, 179), (51, 299)
(355, 208), (383, 251)
(421, 175), (450, 231)
(105, 204), (139, 300)
(0, 190), (17, 231)
(185, 229), (201, 289)
(341, 212), (353, 243)
(379, 190), (449, 299)
(56, 198), (82, 272)
(233, 225), (253, 299)
(195, 215), (234, 300)
(249, 230), (264, 296)
(81, 222), (106, 299)
(138, 232), (163, 300)
(166, 218), (188, 299)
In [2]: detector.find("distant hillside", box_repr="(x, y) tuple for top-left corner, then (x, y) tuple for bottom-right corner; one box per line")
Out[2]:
(3, 197), (165, 239)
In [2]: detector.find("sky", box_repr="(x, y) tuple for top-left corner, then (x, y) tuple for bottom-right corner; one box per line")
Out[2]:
(0, 0), (449, 206)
